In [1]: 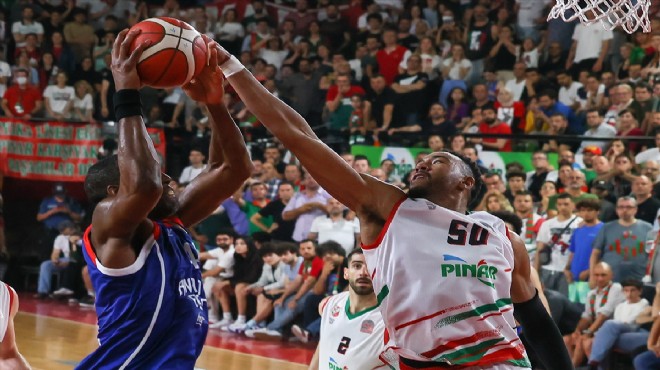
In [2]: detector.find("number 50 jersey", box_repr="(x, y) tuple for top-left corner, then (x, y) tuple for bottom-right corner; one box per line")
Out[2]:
(363, 198), (530, 369)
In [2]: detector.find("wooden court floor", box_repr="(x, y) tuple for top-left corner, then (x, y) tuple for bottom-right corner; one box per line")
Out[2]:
(15, 294), (311, 370)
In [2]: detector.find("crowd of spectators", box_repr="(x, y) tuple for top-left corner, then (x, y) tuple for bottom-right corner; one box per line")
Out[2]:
(11, 0), (660, 368)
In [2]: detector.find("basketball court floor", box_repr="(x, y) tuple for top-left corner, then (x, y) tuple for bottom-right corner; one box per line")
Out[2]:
(15, 293), (312, 369)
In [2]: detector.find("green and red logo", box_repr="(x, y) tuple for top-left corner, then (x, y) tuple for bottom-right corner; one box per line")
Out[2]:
(441, 254), (498, 289)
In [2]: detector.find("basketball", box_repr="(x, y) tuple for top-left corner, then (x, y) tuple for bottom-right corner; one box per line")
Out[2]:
(129, 17), (208, 88)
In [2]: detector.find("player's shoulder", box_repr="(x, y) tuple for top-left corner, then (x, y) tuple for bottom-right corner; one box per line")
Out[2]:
(319, 292), (348, 316)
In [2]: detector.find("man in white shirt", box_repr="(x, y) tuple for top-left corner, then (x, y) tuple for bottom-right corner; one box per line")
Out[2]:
(557, 70), (583, 112)
(308, 197), (360, 255)
(588, 279), (650, 368)
(566, 21), (613, 74)
(578, 109), (617, 154)
(36, 221), (76, 299)
(514, 0), (552, 43)
(11, 7), (44, 47)
(179, 148), (207, 186)
(504, 62), (528, 101)
(536, 193), (582, 296)
(200, 231), (235, 324)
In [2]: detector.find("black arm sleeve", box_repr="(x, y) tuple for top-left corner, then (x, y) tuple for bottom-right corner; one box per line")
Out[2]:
(513, 289), (574, 370)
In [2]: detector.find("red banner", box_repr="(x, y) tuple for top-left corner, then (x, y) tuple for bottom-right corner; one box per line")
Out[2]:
(0, 119), (166, 182)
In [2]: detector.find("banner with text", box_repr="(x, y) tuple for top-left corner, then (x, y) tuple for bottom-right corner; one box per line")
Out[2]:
(0, 119), (166, 182)
(351, 145), (559, 180)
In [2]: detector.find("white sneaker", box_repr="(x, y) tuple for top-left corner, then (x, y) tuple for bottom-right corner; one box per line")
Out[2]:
(208, 313), (220, 324)
(254, 329), (282, 341)
(209, 318), (233, 329)
(291, 324), (310, 344)
(227, 322), (247, 334)
(53, 288), (74, 296)
(245, 327), (268, 338)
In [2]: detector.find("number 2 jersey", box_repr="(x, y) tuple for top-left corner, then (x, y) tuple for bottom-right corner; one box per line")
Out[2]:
(79, 218), (208, 369)
(363, 198), (530, 369)
(319, 291), (393, 370)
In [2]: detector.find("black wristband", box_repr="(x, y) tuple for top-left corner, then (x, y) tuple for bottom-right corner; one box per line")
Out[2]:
(114, 89), (142, 121)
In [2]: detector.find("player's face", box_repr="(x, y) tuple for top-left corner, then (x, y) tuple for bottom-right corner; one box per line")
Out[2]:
(408, 152), (469, 200)
(514, 195), (533, 214)
(344, 253), (373, 296)
(234, 238), (248, 255)
(623, 286), (641, 302)
(263, 252), (280, 266)
(592, 266), (611, 289)
(148, 173), (180, 220)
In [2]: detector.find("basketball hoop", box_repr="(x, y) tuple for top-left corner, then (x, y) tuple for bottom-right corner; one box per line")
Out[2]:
(548, 0), (652, 34)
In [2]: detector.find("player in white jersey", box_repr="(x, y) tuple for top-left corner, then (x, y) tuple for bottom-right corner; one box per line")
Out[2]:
(309, 249), (395, 370)
(215, 46), (572, 369)
(0, 282), (31, 370)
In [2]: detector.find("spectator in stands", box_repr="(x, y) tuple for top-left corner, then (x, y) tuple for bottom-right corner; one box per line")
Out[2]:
(526, 151), (554, 201)
(463, 4), (496, 86)
(71, 80), (93, 122)
(478, 190), (514, 213)
(641, 161), (660, 192)
(513, 190), (544, 255)
(557, 70), (583, 114)
(63, 9), (95, 63)
(548, 169), (598, 218)
(283, 172), (329, 242)
(633, 175), (660, 224)
(445, 87), (470, 125)
(589, 179), (617, 222)
(249, 239), (323, 340)
(543, 114), (575, 153)
(566, 15), (612, 74)
(252, 182), (296, 243)
(473, 104), (513, 152)
(636, 131), (660, 165)
(178, 148), (206, 186)
(591, 197), (653, 282)
(588, 279), (649, 369)
(461, 144), (489, 175)
(488, 25), (518, 82)
(234, 181), (271, 236)
(296, 241), (348, 342)
(439, 43), (470, 106)
(566, 199), (603, 297)
(504, 62), (528, 102)
(43, 71), (74, 120)
(503, 171), (526, 204)
(565, 262), (624, 368)
(352, 155), (371, 174)
(1, 68), (42, 119)
(538, 90), (581, 135)
(483, 172), (506, 194)
(283, 164), (302, 190)
(578, 109), (617, 154)
(537, 180), (558, 217)
(386, 55), (428, 144)
(494, 87), (525, 134)
(309, 197), (360, 255)
(11, 6), (43, 48)
(376, 28), (411, 85)
(536, 193), (582, 296)
(427, 134), (444, 152)
(210, 236), (262, 331)
(36, 182), (82, 248)
(325, 72), (366, 141)
(582, 73), (608, 113)
(229, 243), (286, 333)
(366, 74), (395, 134)
(216, 8), (245, 56)
(35, 221), (76, 299)
(633, 283), (660, 368)
(201, 230), (236, 326)
(283, 0), (317, 38)
(45, 31), (76, 76)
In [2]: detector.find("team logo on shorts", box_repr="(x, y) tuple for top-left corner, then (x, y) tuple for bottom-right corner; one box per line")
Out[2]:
(331, 305), (341, 318)
(440, 254), (498, 289)
(360, 319), (375, 334)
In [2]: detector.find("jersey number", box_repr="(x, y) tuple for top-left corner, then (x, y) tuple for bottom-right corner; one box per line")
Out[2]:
(447, 219), (490, 246)
(337, 336), (351, 354)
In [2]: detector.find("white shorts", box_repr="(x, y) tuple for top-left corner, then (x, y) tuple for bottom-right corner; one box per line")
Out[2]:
(0, 282), (12, 342)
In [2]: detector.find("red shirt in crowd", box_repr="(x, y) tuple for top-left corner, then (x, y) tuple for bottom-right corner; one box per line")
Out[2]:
(299, 256), (323, 279)
(3, 85), (42, 118)
(376, 45), (409, 85)
(325, 85), (366, 102)
(479, 121), (513, 152)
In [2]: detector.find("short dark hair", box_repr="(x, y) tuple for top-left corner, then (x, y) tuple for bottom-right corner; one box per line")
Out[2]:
(346, 248), (364, 264)
(276, 242), (299, 255)
(558, 160), (573, 170)
(636, 82), (653, 92)
(319, 241), (346, 258)
(216, 228), (236, 239)
(576, 198), (601, 211)
(489, 211), (522, 235)
(556, 193), (573, 201)
(514, 190), (533, 199)
(506, 171), (527, 182)
(621, 279), (643, 290)
(354, 154), (370, 165)
(538, 90), (557, 100)
(84, 154), (120, 204)
(259, 242), (277, 257)
(366, 12), (383, 23)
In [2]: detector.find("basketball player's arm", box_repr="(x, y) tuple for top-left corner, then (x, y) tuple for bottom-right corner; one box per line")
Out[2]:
(1, 286), (30, 369)
(217, 48), (405, 223)
(509, 232), (574, 370)
(308, 345), (320, 370)
(176, 42), (252, 227)
(93, 30), (163, 256)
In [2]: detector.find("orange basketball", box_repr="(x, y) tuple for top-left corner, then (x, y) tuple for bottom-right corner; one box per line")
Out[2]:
(129, 17), (208, 88)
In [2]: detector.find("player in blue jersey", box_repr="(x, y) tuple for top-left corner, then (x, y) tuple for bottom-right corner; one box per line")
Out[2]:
(77, 30), (252, 369)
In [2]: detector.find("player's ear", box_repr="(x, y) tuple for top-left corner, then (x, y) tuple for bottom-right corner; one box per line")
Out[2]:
(107, 185), (119, 196)
(462, 176), (475, 191)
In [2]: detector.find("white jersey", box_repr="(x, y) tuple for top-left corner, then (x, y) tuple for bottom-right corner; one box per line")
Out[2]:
(0, 282), (12, 342)
(363, 198), (530, 369)
(319, 291), (391, 370)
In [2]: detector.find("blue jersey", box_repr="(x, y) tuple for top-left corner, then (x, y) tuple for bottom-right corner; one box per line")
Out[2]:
(78, 218), (208, 369)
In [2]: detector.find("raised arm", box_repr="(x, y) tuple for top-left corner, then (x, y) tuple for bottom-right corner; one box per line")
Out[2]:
(175, 41), (252, 227)
(90, 29), (162, 267)
(216, 48), (404, 227)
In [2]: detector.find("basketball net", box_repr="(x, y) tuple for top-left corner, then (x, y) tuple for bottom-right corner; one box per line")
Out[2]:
(548, 0), (651, 33)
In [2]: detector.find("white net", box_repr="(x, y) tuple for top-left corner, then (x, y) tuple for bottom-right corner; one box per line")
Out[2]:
(547, 0), (652, 33)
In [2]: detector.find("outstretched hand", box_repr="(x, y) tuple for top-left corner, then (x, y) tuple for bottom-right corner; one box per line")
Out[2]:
(182, 36), (225, 105)
(112, 28), (151, 90)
